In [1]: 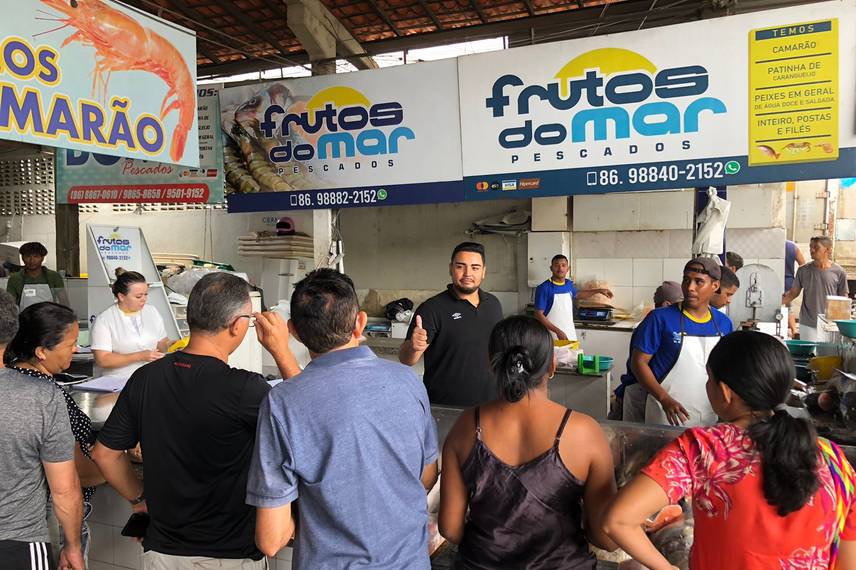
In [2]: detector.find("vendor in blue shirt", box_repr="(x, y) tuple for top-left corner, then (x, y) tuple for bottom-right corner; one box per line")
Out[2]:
(631, 258), (733, 427)
(614, 280), (683, 423)
(533, 255), (613, 342)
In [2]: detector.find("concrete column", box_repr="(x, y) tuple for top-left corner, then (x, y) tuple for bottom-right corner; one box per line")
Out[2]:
(55, 203), (80, 276)
(286, 0), (369, 268)
(287, 0), (335, 74)
(312, 209), (333, 268)
(286, 0), (377, 75)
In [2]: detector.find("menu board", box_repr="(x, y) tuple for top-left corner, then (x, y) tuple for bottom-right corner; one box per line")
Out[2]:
(749, 19), (838, 165)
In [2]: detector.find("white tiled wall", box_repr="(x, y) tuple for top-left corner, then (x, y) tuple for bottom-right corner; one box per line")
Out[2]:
(728, 183), (787, 229)
(663, 259), (688, 283)
(576, 230), (691, 261)
(614, 231), (669, 258)
(531, 196), (570, 231)
(574, 253), (691, 312)
(568, 185), (788, 312)
(572, 232), (617, 258)
(573, 190), (694, 232)
(575, 259), (603, 283)
(87, 486), (292, 570)
(573, 227), (694, 311)
(632, 259), (664, 287)
(667, 230), (694, 259)
(638, 191), (695, 230)
(602, 259), (633, 286)
(727, 228), (787, 260)
(610, 287), (634, 312)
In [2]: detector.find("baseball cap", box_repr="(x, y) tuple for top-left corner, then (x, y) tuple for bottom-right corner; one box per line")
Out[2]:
(653, 281), (683, 306)
(684, 257), (722, 281)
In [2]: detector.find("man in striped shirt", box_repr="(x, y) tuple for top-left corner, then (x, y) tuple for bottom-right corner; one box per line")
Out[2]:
(0, 290), (84, 570)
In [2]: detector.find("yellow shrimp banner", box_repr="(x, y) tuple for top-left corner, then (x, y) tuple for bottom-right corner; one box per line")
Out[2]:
(1, 0), (198, 167)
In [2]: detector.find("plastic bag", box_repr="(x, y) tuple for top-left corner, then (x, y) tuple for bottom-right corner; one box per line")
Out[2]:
(577, 279), (614, 308)
(692, 187), (731, 256)
(554, 345), (582, 368)
(165, 268), (248, 297)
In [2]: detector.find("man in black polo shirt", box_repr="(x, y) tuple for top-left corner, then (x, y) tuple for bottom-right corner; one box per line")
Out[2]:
(399, 242), (503, 406)
(91, 273), (300, 569)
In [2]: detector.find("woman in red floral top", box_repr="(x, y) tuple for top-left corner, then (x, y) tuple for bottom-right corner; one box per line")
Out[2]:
(603, 331), (856, 570)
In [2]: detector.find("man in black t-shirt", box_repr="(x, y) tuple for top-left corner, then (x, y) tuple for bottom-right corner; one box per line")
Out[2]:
(399, 242), (503, 407)
(92, 273), (300, 567)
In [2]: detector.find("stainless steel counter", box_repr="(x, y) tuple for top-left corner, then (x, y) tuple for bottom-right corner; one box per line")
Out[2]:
(364, 337), (611, 420)
(575, 318), (640, 333)
(553, 368), (611, 420)
(70, 389), (113, 431)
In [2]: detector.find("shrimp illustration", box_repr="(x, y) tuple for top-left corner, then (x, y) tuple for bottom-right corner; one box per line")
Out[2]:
(39, 0), (195, 163)
(815, 142), (835, 154)
(756, 145), (780, 159)
(782, 142), (812, 154)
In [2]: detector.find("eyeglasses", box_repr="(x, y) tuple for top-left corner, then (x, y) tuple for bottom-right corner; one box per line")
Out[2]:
(233, 314), (256, 328)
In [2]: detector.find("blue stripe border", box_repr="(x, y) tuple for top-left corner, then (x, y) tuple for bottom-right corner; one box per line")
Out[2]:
(463, 149), (856, 200)
(227, 180), (465, 212)
(225, 149), (856, 211)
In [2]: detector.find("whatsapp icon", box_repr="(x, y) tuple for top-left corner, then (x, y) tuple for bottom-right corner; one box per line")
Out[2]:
(725, 161), (741, 175)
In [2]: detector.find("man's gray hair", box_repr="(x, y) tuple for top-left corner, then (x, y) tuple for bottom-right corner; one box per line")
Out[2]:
(811, 235), (834, 250)
(0, 290), (19, 346)
(187, 273), (251, 334)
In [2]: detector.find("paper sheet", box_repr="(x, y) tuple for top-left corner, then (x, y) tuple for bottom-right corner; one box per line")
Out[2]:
(74, 375), (127, 393)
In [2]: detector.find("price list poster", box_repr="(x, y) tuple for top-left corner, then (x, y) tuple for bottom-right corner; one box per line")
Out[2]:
(749, 19), (838, 165)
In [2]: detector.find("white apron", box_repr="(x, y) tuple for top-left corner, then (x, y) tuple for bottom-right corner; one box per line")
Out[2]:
(20, 283), (53, 309)
(645, 308), (722, 427)
(548, 291), (578, 342)
(799, 325), (819, 342)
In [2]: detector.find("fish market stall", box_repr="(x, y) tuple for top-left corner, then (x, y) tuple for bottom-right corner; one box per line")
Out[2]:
(427, 409), (691, 568)
(789, 318), (856, 447)
(61, 370), (856, 570)
(428, 407), (856, 569)
(365, 338), (612, 420)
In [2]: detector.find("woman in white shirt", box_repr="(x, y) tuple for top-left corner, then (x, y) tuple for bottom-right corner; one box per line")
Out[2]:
(91, 270), (169, 379)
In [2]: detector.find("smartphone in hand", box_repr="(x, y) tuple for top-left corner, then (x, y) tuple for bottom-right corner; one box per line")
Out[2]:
(121, 512), (150, 538)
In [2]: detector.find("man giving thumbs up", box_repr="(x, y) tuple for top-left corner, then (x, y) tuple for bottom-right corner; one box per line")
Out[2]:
(398, 242), (503, 407)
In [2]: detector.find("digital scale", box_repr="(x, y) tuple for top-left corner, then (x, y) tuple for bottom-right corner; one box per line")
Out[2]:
(576, 307), (614, 325)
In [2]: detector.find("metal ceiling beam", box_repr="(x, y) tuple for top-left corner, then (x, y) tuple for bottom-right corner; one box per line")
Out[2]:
(196, 43), (222, 64)
(153, 0), (223, 64)
(521, 0), (535, 16)
(366, 0), (403, 36)
(209, 0), (298, 62)
(199, 0), (687, 76)
(469, 0), (488, 24)
(258, 0), (288, 20)
(198, 0), (828, 78)
(416, 0), (444, 30)
(374, 0), (697, 50)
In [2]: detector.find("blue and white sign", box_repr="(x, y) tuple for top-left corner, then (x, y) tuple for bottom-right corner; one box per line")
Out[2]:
(458, 1), (856, 200)
(220, 59), (463, 212)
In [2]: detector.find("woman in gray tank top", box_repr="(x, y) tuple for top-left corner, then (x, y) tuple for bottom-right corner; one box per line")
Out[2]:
(439, 315), (618, 569)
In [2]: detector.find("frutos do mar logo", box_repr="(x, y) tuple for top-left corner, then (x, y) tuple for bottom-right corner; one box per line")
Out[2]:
(485, 48), (728, 162)
(96, 228), (132, 262)
(258, 86), (414, 167)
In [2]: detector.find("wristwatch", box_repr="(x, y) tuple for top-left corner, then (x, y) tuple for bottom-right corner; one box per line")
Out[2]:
(129, 493), (145, 505)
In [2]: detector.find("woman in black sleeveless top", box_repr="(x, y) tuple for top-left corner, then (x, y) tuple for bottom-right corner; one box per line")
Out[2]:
(439, 315), (618, 569)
